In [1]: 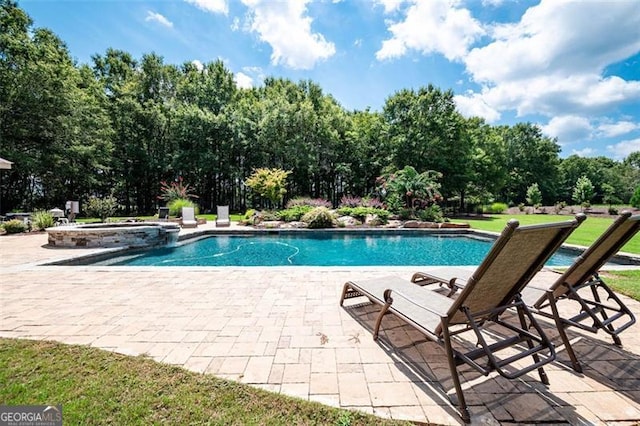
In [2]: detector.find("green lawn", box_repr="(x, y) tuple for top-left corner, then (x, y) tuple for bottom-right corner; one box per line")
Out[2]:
(0, 338), (408, 426)
(452, 214), (640, 254)
(602, 270), (640, 300)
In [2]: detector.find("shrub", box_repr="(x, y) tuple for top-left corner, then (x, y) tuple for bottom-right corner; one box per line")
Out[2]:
(483, 202), (508, 214)
(245, 168), (292, 207)
(518, 203), (525, 212)
(418, 205), (444, 223)
(277, 206), (313, 222)
(85, 196), (119, 222)
(398, 208), (415, 220)
(526, 183), (542, 208)
(31, 211), (55, 230)
(339, 195), (362, 208)
(337, 207), (389, 222)
(3, 219), (27, 234)
(286, 197), (332, 208)
(361, 197), (385, 209)
(608, 207), (619, 215)
(301, 207), (335, 229)
(382, 193), (403, 213)
(159, 177), (198, 202)
(167, 198), (198, 217)
(572, 175), (595, 209)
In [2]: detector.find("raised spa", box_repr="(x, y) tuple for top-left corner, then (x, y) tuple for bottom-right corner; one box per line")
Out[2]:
(46, 222), (180, 248)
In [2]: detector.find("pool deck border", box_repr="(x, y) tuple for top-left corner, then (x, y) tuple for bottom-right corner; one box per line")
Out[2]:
(40, 225), (640, 268)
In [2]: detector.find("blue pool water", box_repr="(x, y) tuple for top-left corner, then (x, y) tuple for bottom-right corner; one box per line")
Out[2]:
(91, 233), (579, 267)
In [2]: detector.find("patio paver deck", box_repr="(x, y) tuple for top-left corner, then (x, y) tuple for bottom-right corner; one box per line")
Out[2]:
(1, 225), (639, 425)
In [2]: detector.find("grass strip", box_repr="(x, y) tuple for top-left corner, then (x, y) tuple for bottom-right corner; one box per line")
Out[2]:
(0, 338), (408, 426)
(452, 214), (640, 254)
(602, 270), (640, 300)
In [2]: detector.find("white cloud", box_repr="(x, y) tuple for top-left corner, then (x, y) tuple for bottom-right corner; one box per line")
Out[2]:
(597, 121), (640, 138)
(462, 1), (640, 119)
(540, 115), (592, 144)
(376, 0), (404, 14)
(231, 16), (240, 31)
(454, 92), (500, 123)
(481, 0), (505, 6)
(184, 0), (228, 15)
(191, 60), (204, 71)
(571, 148), (595, 157)
(145, 11), (173, 28)
(235, 72), (253, 89)
(607, 138), (640, 160)
(241, 0), (335, 70)
(376, 0), (484, 61)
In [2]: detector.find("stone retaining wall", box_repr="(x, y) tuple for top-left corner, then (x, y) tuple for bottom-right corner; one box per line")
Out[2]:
(47, 223), (180, 248)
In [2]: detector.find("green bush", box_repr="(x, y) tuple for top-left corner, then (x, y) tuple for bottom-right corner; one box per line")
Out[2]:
(277, 206), (313, 222)
(31, 211), (55, 230)
(286, 197), (331, 208)
(301, 207), (335, 229)
(167, 198), (198, 217)
(483, 202), (508, 214)
(337, 207), (389, 222)
(398, 208), (415, 220)
(383, 193), (403, 213)
(418, 205), (444, 223)
(85, 196), (119, 222)
(3, 219), (27, 234)
(244, 209), (256, 220)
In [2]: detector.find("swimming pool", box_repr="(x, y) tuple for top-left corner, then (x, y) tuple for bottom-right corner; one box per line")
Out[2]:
(80, 232), (580, 267)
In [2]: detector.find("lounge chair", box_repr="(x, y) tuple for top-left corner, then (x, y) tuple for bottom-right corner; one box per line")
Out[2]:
(518, 211), (639, 372)
(158, 207), (169, 222)
(181, 206), (198, 228)
(340, 216), (584, 423)
(216, 205), (230, 227)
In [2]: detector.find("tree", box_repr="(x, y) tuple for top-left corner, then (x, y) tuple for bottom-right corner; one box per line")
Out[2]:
(630, 186), (640, 209)
(245, 168), (292, 208)
(526, 183), (542, 209)
(502, 123), (560, 204)
(601, 183), (621, 210)
(0, 0), (113, 211)
(384, 85), (471, 202)
(572, 175), (595, 209)
(464, 118), (508, 209)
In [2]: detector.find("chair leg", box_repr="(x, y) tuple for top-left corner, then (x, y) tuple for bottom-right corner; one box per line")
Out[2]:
(590, 280), (623, 346)
(516, 304), (549, 384)
(373, 299), (393, 341)
(548, 294), (582, 373)
(339, 283), (350, 306)
(442, 321), (471, 423)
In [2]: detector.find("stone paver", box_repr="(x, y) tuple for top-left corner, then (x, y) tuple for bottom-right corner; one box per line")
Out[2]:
(1, 227), (640, 425)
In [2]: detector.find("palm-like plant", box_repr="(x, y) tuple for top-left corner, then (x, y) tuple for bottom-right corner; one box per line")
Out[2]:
(379, 166), (442, 211)
(159, 177), (198, 202)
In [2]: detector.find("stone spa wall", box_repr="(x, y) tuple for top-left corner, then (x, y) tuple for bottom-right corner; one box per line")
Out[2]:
(46, 223), (180, 248)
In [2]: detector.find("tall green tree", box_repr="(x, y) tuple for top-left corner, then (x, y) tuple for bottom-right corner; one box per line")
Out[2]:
(0, 0), (112, 212)
(463, 118), (508, 208)
(384, 85), (471, 203)
(502, 123), (560, 204)
(572, 175), (595, 208)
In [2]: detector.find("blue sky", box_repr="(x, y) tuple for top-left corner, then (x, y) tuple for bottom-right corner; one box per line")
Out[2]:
(19, 0), (640, 160)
